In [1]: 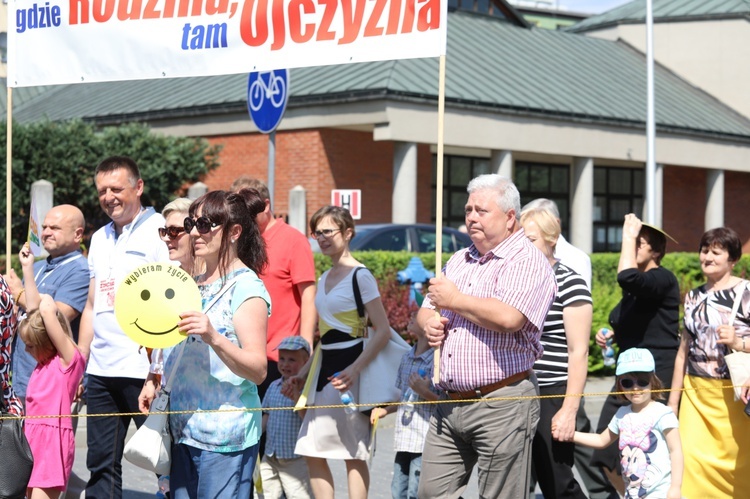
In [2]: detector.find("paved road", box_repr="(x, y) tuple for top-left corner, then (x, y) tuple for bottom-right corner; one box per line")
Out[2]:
(68, 376), (615, 499)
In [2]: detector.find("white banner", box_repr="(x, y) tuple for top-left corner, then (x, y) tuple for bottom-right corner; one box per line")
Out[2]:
(7, 0), (447, 87)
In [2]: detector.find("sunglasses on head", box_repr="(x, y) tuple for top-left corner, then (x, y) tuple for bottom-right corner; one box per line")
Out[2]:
(158, 226), (186, 240)
(619, 376), (651, 389)
(184, 216), (220, 234)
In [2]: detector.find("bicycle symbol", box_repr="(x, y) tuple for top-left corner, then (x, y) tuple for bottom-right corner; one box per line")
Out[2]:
(248, 70), (286, 112)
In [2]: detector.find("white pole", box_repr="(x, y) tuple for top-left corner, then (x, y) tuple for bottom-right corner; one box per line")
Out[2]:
(645, 0), (656, 224)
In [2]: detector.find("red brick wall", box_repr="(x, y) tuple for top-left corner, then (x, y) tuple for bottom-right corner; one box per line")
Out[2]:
(662, 165), (705, 253)
(663, 166), (750, 254)
(725, 170), (750, 253)
(205, 129), (400, 225)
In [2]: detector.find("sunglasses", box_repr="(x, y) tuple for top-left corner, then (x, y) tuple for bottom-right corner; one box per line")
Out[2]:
(158, 226), (186, 240)
(184, 216), (220, 235)
(311, 228), (340, 239)
(619, 377), (651, 390)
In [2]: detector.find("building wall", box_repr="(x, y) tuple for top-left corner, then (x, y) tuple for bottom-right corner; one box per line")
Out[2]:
(586, 19), (750, 119)
(662, 165), (706, 252)
(661, 165), (750, 253)
(205, 128), (398, 224)
(726, 170), (750, 253)
(204, 128), (750, 252)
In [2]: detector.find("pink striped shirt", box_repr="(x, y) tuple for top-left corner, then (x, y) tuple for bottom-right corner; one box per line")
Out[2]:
(424, 229), (556, 392)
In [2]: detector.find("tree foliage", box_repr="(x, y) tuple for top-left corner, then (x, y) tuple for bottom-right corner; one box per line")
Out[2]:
(0, 119), (221, 248)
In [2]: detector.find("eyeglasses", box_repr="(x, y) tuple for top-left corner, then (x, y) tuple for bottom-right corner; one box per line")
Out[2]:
(619, 377), (651, 390)
(158, 226), (186, 240)
(311, 228), (340, 239)
(184, 216), (220, 235)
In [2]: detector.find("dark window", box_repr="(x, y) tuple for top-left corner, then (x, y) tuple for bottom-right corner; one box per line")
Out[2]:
(593, 167), (644, 252)
(432, 155), (490, 228)
(515, 162), (570, 238)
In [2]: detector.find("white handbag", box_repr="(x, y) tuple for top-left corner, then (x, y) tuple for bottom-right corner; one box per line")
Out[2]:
(123, 277), (240, 473)
(353, 268), (411, 411)
(123, 334), (188, 474)
(723, 281), (750, 401)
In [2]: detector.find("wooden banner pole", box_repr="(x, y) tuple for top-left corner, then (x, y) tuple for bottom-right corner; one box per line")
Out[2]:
(432, 54), (446, 385)
(6, 86), (12, 272)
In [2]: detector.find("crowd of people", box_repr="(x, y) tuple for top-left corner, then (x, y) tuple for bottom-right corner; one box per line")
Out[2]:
(0, 161), (749, 499)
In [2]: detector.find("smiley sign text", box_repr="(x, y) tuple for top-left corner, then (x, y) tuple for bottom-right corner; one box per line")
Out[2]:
(114, 262), (201, 348)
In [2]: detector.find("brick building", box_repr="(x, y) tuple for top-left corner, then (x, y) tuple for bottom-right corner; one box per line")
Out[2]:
(8, 0), (750, 253)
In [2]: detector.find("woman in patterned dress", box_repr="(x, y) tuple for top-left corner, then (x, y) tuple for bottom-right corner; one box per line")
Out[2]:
(667, 227), (750, 497)
(0, 274), (21, 415)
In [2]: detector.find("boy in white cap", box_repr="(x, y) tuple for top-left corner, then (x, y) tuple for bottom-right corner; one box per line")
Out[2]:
(260, 336), (313, 499)
(571, 348), (683, 499)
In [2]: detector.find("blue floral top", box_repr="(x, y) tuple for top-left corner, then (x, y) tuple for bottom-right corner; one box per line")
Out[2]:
(166, 268), (271, 452)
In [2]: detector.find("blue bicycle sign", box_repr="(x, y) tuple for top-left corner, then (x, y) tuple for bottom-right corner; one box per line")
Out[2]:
(247, 69), (289, 134)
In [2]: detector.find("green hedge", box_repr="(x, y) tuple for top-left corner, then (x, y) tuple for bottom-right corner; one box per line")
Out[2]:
(314, 251), (750, 374)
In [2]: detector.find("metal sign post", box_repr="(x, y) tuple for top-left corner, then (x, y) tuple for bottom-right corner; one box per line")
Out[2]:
(247, 69), (290, 205)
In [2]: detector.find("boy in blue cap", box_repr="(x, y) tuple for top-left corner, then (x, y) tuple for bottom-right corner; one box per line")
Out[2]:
(260, 336), (313, 499)
(571, 348), (683, 499)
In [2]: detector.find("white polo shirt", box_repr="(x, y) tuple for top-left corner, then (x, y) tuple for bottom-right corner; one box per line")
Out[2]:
(555, 235), (592, 289)
(87, 207), (170, 379)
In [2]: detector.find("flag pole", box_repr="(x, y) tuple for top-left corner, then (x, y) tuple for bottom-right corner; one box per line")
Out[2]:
(433, 54), (446, 385)
(6, 86), (12, 272)
(645, 0), (656, 224)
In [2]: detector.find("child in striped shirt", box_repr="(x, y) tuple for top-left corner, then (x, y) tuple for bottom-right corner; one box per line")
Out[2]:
(371, 302), (440, 499)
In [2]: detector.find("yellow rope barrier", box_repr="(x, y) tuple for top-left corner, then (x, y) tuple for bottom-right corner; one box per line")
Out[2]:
(1, 383), (742, 421)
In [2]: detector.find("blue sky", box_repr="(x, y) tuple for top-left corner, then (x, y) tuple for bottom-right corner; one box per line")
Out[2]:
(559, 0), (632, 14)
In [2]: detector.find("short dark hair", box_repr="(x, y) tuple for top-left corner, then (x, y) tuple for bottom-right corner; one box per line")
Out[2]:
(309, 206), (356, 239)
(94, 156), (141, 186)
(615, 371), (665, 402)
(230, 176), (270, 202)
(699, 227), (742, 263)
(639, 225), (667, 265)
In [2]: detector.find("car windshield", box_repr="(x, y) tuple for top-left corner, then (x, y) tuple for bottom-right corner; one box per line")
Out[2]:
(350, 227), (374, 244)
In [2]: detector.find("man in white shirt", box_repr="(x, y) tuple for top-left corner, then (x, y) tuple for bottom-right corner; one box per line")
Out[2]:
(78, 156), (170, 499)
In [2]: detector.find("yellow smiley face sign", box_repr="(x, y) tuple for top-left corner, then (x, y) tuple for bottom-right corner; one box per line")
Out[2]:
(114, 262), (201, 348)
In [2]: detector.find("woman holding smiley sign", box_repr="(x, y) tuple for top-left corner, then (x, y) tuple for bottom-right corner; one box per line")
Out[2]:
(138, 189), (271, 499)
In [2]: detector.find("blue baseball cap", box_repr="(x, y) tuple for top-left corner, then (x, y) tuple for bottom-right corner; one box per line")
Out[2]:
(274, 336), (311, 355)
(616, 348), (655, 376)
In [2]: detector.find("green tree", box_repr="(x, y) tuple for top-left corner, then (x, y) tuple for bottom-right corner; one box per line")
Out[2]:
(0, 119), (220, 247)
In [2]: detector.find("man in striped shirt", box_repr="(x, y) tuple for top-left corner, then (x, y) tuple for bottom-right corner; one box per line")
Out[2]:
(417, 174), (556, 499)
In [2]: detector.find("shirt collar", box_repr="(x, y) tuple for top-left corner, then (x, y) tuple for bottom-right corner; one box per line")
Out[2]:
(465, 228), (526, 264)
(45, 249), (83, 268)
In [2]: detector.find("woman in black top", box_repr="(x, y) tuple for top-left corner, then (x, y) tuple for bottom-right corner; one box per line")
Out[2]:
(591, 214), (680, 494)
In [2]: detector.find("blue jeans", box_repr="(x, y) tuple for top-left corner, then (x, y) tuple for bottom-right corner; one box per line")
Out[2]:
(171, 442), (259, 499)
(85, 375), (146, 499)
(392, 452), (422, 499)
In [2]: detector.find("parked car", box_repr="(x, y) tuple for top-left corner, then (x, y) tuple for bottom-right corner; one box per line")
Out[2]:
(309, 223), (472, 253)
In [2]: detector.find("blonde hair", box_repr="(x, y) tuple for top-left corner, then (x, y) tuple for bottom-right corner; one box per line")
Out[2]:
(519, 206), (561, 246)
(19, 308), (73, 363)
(162, 197), (192, 219)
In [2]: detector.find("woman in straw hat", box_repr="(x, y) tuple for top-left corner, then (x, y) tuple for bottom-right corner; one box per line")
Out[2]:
(591, 214), (681, 494)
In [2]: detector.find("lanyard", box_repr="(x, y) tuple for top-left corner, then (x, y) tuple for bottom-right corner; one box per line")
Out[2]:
(34, 252), (84, 288)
